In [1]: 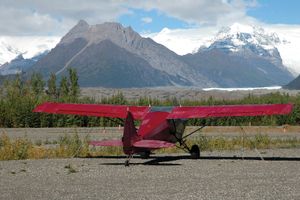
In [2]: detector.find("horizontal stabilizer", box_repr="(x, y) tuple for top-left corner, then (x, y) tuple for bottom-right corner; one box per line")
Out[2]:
(89, 140), (123, 147)
(133, 140), (175, 149)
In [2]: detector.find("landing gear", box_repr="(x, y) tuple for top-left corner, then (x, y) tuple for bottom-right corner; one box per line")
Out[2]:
(190, 144), (200, 159)
(170, 120), (204, 159)
(140, 151), (150, 159)
(125, 154), (133, 167)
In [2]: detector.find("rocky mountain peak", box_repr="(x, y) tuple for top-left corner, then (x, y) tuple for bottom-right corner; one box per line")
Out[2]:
(212, 23), (282, 51)
(60, 20), (142, 47)
(198, 23), (286, 68)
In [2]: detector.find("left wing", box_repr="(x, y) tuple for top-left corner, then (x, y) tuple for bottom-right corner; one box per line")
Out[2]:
(33, 102), (150, 120)
(167, 103), (293, 119)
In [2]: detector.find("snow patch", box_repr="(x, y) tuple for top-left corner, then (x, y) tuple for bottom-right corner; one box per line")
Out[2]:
(203, 86), (282, 91)
(0, 36), (60, 64)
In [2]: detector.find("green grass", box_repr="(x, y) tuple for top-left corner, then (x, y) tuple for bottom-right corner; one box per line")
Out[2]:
(1, 132), (300, 161)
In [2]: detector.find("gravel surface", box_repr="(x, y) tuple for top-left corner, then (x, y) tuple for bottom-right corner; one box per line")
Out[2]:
(80, 87), (300, 101)
(0, 149), (300, 200)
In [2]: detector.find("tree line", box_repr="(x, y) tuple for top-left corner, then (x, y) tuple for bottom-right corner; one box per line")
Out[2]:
(0, 69), (299, 128)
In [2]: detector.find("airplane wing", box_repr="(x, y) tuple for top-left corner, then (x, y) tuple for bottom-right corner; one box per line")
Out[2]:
(167, 103), (293, 119)
(33, 102), (150, 120)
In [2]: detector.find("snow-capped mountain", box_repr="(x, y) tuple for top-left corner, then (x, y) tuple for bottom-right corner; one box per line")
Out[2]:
(182, 23), (294, 87)
(0, 36), (59, 65)
(0, 51), (49, 75)
(200, 23), (287, 70)
(149, 23), (300, 76)
(211, 23), (282, 52)
(0, 41), (22, 65)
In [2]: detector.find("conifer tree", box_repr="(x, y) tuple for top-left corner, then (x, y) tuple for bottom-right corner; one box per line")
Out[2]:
(47, 73), (57, 99)
(68, 68), (79, 100)
(59, 76), (69, 99)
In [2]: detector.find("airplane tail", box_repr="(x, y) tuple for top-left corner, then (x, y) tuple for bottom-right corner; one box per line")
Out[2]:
(89, 111), (174, 154)
(122, 111), (139, 154)
(89, 111), (139, 154)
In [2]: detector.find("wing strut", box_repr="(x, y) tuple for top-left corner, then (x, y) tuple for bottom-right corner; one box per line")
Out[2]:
(182, 125), (206, 140)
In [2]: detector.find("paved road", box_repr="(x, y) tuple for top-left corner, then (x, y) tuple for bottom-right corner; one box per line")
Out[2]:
(0, 149), (299, 200)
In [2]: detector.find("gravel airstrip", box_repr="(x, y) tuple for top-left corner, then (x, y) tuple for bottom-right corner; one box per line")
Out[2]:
(0, 149), (300, 200)
(1, 127), (300, 199)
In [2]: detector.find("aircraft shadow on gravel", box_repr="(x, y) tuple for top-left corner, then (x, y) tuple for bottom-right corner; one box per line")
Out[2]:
(85, 154), (300, 166)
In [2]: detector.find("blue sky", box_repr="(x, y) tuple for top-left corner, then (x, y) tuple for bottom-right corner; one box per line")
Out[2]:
(0, 0), (300, 36)
(117, 0), (300, 33)
(119, 9), (190, 33)
(247, 0), (300, 24)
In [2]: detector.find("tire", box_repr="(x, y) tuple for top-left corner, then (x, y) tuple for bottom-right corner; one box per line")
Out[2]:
(190, 145), (200, 159)
(125, 160), (130, 167)
(140, 151), (150, 159)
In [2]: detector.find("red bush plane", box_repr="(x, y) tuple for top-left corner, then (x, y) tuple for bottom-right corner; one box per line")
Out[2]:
(34, 102), (293, 166)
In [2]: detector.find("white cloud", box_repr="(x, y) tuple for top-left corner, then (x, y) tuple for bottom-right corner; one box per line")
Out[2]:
(141, 17), (152, 24)
(0, 0), (130, 36)
(0, 0), (258, 36)
(264, 24), (300, 75)
(0, 36), (60, 64)
(143, 27), (217, 55)
(131, 0), (258, 26)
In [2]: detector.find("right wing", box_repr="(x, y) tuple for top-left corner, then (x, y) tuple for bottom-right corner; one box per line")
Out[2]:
(33, 102), (150, 120)
(167, 103), (293, 119)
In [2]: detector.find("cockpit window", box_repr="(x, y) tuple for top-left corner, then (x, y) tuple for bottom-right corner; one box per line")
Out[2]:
(150, 106), (174, 113)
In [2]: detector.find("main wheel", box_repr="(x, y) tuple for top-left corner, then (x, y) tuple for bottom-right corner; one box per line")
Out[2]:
(190, 144), (200, 159)
(125, 160), (130, 167)
(140, 151), (150, 159)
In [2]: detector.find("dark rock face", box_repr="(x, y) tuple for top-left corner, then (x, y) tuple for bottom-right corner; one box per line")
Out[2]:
(284, 75), (300, 89)
(63, 40), (184, 88)
(183, 48), (294, 87)
(28, 38), (88, 77)
(0, 52), (48, 75)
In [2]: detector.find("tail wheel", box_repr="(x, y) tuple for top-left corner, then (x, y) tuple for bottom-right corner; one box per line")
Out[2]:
(190, 144), (200, 159)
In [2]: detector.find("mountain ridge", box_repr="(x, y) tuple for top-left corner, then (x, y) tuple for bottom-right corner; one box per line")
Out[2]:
(19, 20), (295, 88)
(29, 20), (217, 88)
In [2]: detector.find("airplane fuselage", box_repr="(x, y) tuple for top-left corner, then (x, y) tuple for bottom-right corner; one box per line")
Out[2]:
(137, 110), (186, 147)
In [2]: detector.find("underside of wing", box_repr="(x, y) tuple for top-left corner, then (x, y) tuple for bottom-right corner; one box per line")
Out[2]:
(33, 102), (150, 120)
(167, 103), (293, 119)
(89, 139), (174, 149)
(132, 140), (175, 149)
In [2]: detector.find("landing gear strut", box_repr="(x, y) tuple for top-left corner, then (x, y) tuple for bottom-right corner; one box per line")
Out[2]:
(171, 123), (204, 159)
(125, 154), (133, 167)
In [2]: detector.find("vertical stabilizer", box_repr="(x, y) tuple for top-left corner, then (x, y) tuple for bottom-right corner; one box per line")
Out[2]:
(123, 111), (139, 154)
